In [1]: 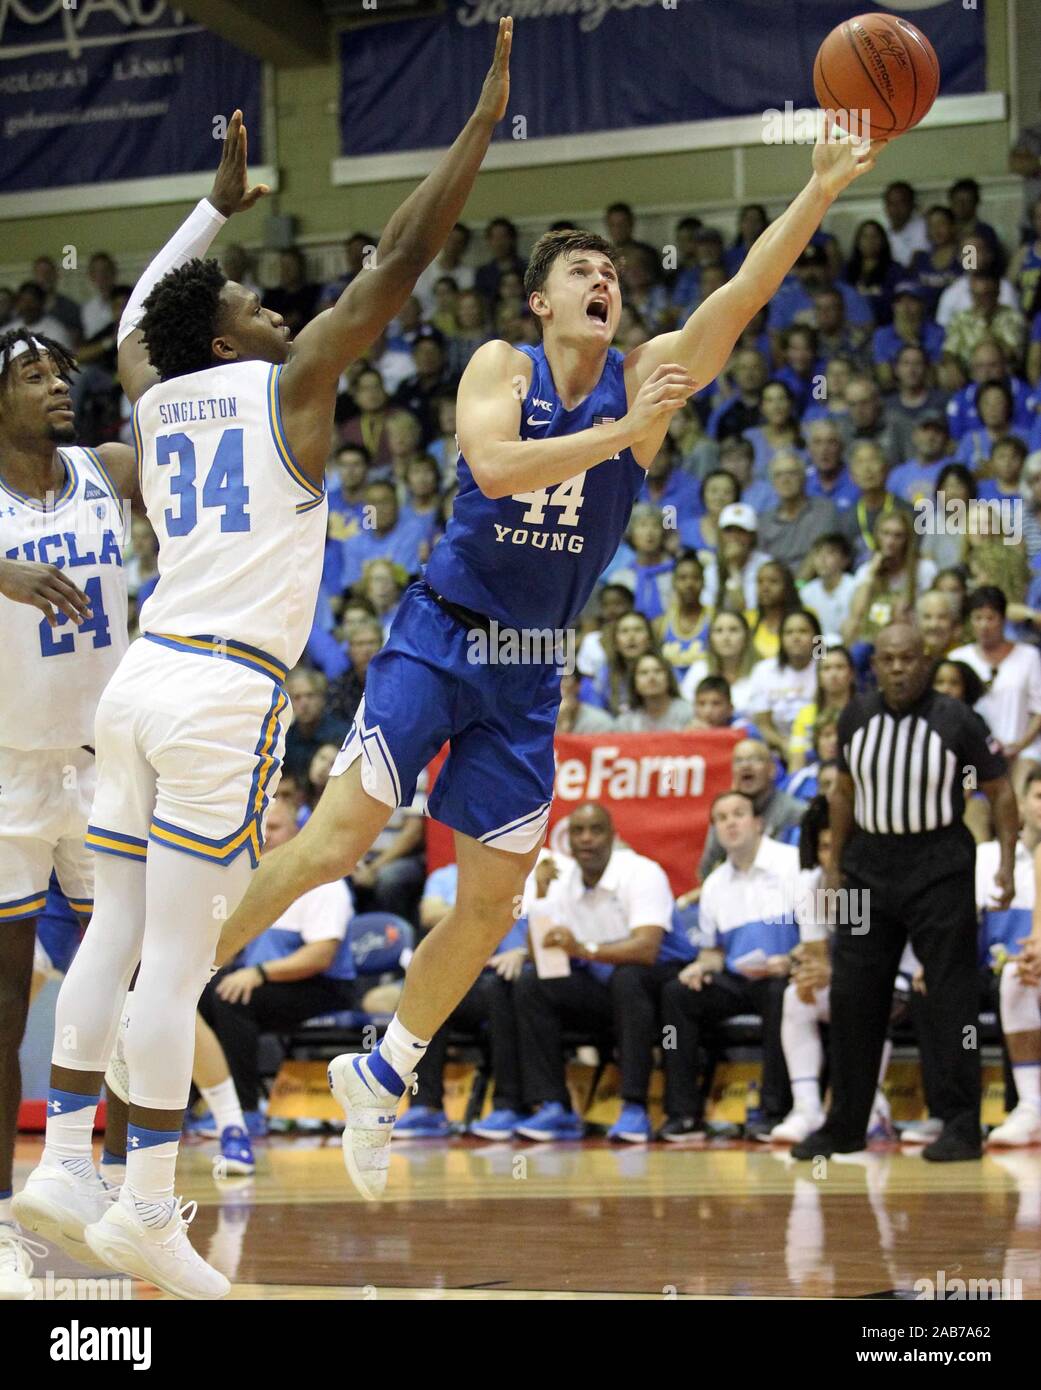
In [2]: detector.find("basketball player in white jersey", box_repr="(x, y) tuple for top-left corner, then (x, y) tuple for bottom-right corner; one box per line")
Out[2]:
(19, 23), (514, 1300)
(0, 330), (135, 1297)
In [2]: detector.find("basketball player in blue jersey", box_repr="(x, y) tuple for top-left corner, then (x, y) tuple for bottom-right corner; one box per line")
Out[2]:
(20, 23), (515, 1299)
(0, 330), (138, 1297)
(211, 123), (881, 1200)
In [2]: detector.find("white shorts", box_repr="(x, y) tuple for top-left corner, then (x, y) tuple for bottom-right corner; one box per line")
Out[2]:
(0, 744), (97, 922)
(87, 634), (289, 868)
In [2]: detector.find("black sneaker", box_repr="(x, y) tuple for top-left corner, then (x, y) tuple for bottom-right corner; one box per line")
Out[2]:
(790, 1129), (866, 1160)
(657, 1117), (705, 1143)
(922, 1125), (982, 1163)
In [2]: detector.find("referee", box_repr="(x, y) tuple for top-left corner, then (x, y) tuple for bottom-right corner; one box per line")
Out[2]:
(793, 621), (1017, 1163)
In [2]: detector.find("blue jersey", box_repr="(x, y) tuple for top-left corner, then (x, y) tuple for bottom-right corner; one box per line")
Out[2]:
(424, 344), (645, 630)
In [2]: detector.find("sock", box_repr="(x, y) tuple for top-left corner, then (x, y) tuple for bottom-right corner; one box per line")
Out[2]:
(200, 1079), (246, 1135)
(1013, 1063), (1041, 1115)
(790, 1077), (823, 1115)
(0, 1190), (12, 1226)
(99, 1150), (126, 1189)
(125, 1125), (179, 1226)
(376, 1015), (430, 1086)
(44, 1087), (100, 1169)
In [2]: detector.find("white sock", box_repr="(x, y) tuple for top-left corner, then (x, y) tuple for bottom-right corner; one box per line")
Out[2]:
(200, 1079), (246, 1135)
(125, 1125), (179, 1226)
(0, 1195), (13, 1225)
(44, 1087), (100, 1167)
(378, 1015), (430, 1079)
(99, 1151), (126, 1190)
(1013, 1063), (1041, 1115)
(781, 987), (823, 1115)
(791, 1077), (823, 1115)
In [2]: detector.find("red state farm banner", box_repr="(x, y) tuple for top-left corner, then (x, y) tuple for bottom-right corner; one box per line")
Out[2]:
(424, 728), (742, 896)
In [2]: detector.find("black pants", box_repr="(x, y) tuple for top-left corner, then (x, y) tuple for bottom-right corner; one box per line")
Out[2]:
(414, 970), (523, 1112)
(609, 963), (683, 1106)
(661, 971), (791, 1122)
(199, 971), (356, 1111)
(827, 854), (981, 1147)
(513, 967), (615, 1109)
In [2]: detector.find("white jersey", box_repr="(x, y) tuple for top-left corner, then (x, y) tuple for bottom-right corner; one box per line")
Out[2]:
(1, 446), (129, 750)
(134, 359), (327, 670)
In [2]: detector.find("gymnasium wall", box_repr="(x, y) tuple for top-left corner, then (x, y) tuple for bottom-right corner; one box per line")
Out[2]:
(0, 0), (1033, 291)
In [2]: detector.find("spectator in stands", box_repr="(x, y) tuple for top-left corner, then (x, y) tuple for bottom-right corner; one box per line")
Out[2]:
(748, 609), (822, 757)
(414, 222), (474, 317)
(873, 286), (945, 393)
(220, 243), (261, 298)
(888, 414), (955, 507)
(1009, 197), (1041, 306)
(759, 451), (839, 575)
(1010, 88), (1041, 232)
(839, 375), (900, 463)
(956, 382), (1029, 469)
(945, 272), (1027, 371)
(307, 743), (340, 808)
(774, 324), (822, 415)
(787, 645), (856, 771)
(639, 434), (700, 521)
(707, 348), (767, 442)
(684, 468), (738, 556)
(800, 533), (858, 642)
(654, 551), (710, 678)
(447, 289), (491, 378)
(198, 800), (356, 1122)
(698, 741), (806, 883)
(475, 217), (526, 306)
(398, 859), (528, 1139)
(749, 558), (801, 659)
(428, 275), (461, 339)
(770, 242), (872, 334)
(689, 674), (759, 737)
(392, 326), (457, 443)
(605, 201), (658, 270)
(718, 436), (777, 515)
(1023, 453), (1041, 561)
(283, 668), (350, 780)
(965, 535), (1032, 630)
(359, 558), (405, 640)
(916, 464), (974, 573)
(327, 442), (370, 544)
(938, 240), (1019, 330)
(557, 671), (615, 734)
(426, 393), (460, 486)
(383, 409), (426, 489)
(587, 611), (659, 716)
(332, 479), (427, 590)
(513, 804), (674, 1143)
(615, 652), (694, 732)
(725, 202), (769, 276)
(839, 441), (914, 564)
(401, 455), (442, 554)
(947, 338), (1032, 442)
(622, 244), (671, 332)
(81, 251), (117, 340)
(349, 767), (427, 926)
(30, 255), (81, 343)
(319, 231), (377, 310)
(981, 436), (1029, 509)
(808, 287), (869, 369)
(948, 177), (1003, 267)
(743, 381), (804, 481)
(7, 281), (72, 349)
(882, 180), (930, 268)
(273, 767), (309, 827)
(804, 418), (858, 512)
(668, 216), (704, 314)
(680, 610), (758, 712)
(885, 349), (951, 466)
(909, 205), (961, 314)
(124, 514), (159, 599)
(843, 510), (936, 649)
(659, 791), (799, 1140)
(802, 353), (855, 429)
(703, 503), (772, 615)
(575, 582), (634, 685)
(327, 616), (383, 725)
(338, 367), (394, 473)
(610, 505), (675, 621)
(846, 219), (902, 326)
(262, 247), (320, 335)
(917, 589), (963, 662)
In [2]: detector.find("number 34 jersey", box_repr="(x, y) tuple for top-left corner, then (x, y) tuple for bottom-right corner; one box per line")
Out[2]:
(1, 446), (128, 751)
(134, 359), (327, 670)
(424, 343), (646, 631)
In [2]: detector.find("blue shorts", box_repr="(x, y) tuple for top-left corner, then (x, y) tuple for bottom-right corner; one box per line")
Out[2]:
(330, 583), (558, 853)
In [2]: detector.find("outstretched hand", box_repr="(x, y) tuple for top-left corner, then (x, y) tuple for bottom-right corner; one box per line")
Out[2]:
(812, 120), (881, 198)
(210, 109), (271, 218)
(474, 16), (512, 125)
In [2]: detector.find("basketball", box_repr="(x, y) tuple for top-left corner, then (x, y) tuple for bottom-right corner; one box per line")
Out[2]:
(813, 12), (940, 142)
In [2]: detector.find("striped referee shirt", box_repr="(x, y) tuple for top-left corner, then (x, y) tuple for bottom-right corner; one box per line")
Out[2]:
(837, 688), (1006, 837)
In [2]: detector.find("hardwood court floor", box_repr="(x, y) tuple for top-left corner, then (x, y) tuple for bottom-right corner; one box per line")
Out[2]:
(13, 1134), (1041, 1299)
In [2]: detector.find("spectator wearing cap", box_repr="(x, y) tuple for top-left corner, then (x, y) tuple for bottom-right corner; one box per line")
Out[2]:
(944, 273), (1027, 371)
(872, 282), (945, 386)
(392, 327), (458, 443)
(701, 503), (772, 613)
(768, 243), (874, 335)
(804, 418), (858, 512)
(946, 340), (1034, 442)
(758, 451), (840, 576)
(888, 414), (956, 505)
(319, 231), (378, 310)
(883, 344), (951, 460)
(882, 180), (930, 267)
(707, 348), (768, 442)
(474, 217), (527, 306)
(718, 437), (778, 516)
(803, 287), (870, 371)
(838, 441), (915, 567)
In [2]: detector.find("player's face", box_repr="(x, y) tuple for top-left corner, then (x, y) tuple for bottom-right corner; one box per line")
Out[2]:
(536, 251), (620, 346)
(0, 351), (76, 445)
(219, 282), (291, 365)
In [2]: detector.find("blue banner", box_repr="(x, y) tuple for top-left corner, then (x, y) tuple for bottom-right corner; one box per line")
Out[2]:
(339, 0), (985, 157)
(0, 2), (262, 193)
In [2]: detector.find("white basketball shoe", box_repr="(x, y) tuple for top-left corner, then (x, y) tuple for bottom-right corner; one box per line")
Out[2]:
(84, 1189), (230, 1300)
(327, 1052), (413, 1201)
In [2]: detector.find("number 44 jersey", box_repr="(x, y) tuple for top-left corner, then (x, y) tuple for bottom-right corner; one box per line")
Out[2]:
(133, 359), (328, 669)
(424, 343), (646, 630)
(1, 447), (128, 751)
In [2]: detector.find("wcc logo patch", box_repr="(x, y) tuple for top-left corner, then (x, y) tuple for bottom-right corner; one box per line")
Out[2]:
(84, 482), (107, 501)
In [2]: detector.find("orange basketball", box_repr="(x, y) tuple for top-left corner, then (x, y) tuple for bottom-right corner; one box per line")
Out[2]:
(813, 12), (940, 143)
